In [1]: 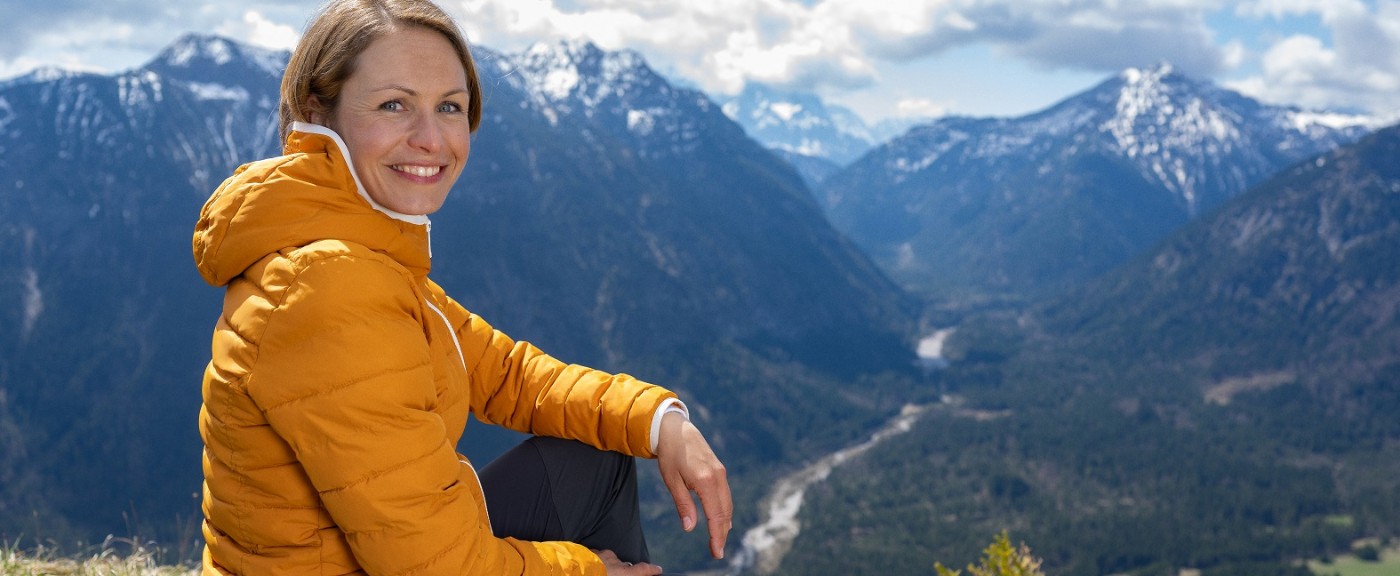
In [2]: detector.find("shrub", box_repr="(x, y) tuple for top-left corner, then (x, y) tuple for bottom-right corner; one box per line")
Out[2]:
(935, 531), (1044, 576)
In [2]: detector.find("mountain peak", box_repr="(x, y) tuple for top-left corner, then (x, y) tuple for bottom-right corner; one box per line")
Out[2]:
(0, 66), (99, 89)
(503, 39), (663, 114)
(159, 34), (240, 68)
(142, 33), (287, 85)
(1120, 61), (1178, 84)
(719, 82), (887, 166)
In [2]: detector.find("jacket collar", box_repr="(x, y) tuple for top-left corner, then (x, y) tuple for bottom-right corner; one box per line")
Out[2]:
(288, 122), (433, 229)
(193, 124), (434, 286)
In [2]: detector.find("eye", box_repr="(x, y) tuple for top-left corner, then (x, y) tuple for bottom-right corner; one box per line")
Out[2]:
(379, 100), (404, 112)
(438, 101), (465, 114)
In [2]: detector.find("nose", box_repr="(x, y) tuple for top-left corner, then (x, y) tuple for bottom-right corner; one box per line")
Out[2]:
(406, 110), (443, 153)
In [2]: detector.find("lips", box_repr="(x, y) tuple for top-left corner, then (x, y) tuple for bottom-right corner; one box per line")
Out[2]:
(392, 164), (443, 178)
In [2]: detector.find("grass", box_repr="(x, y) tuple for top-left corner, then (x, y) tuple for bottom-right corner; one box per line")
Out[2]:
(0, 538), (196, 576)
(1307, 540), (1400, 576)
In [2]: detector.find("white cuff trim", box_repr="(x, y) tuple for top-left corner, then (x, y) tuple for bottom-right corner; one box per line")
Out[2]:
(649, 398), (690, 454)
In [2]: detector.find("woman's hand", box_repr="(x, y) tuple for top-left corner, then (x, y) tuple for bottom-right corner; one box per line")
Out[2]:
(596, 549), (663, 575)
(656, 410), (732, 559)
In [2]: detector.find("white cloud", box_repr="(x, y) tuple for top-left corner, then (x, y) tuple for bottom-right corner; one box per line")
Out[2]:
(1227, 0), (1400, 116)
(1236, 0), (1368, 20)
(3, 0), (1398, 120)
(896, 97), (949, 118)
(216, 11), (301, 52)
(0, 1), (316, 78)
(452, 0), (1233, 97)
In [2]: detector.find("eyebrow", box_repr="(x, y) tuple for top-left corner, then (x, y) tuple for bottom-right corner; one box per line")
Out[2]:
(371, 84), (469, 99)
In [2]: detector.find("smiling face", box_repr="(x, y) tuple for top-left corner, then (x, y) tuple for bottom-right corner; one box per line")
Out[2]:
(313, 25), (471, 216)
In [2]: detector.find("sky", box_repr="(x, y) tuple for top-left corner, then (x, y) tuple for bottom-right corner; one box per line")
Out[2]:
(2, 0), (1397, 124)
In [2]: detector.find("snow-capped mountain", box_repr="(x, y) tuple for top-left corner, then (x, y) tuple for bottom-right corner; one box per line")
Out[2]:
(718, 83), (931, 184)
(487, 40), (715, 159)
(720, 83), (876, 165)
(820, 63), (1380, 301)
(0, 34), (917, 566)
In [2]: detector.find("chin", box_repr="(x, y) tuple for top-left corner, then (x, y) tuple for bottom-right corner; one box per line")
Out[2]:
(384, 197), (446, 216)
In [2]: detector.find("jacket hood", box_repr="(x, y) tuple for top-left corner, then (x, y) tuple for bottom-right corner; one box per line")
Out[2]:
(193, 122), (433, 286)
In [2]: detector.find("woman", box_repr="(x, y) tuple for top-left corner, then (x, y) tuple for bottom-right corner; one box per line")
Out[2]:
(191, 0), (730, 574)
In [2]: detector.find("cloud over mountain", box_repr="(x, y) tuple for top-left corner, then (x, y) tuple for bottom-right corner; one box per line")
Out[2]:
(2, 1), (1398, 131)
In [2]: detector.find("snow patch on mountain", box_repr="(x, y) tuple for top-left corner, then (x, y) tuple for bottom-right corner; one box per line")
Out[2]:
(186, 82), (249, 103)
(21, 265), (43, 343)
(117, 73), (163, 108)
(166, 37), (234, 67)
(626, 108), (656, 135)
(0, 96), (13, 133)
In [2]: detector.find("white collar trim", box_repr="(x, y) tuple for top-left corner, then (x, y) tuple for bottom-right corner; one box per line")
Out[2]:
(289, 121), (432, 227)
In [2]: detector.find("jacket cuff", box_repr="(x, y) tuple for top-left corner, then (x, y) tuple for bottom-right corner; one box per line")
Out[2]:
(649, 398), (689, 454)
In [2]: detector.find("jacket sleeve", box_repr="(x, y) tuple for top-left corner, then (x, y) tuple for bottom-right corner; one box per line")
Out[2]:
(433, 287), (678, 459)
(247, 253), (603, 576)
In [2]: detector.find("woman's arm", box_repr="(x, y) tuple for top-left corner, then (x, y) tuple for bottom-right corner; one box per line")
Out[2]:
(436, 288), (678, 458)
(435, 287), (732, 559)
(248, 253), (603, 575)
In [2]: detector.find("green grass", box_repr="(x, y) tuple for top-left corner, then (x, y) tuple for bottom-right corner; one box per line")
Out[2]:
(1308, 542), (1400, 576)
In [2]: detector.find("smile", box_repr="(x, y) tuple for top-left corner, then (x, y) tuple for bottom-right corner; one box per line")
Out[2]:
(392, 164), (442, 178)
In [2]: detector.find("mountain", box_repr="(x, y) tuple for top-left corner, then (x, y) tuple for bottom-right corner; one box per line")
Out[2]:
(780, 123), (1400, 575)
(820, 63), (1378, 304)
(0, 34), (922, 568)
(0, 33), (285, 548)
(719, 83), (928, 186)
(721, 83), (876, 166)
(1030, 121), (1400, 408)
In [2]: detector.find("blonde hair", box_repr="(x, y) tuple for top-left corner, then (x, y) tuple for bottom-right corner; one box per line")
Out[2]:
(278, 0), (483, 140)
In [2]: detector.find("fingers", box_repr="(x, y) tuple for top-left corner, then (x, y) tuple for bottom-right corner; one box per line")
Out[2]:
(595, 549), (664, 576)
(703, 484), (733, 557)
(695, 463), (733, 558)
(656, 416), (734, 559)
(664, 467), (699, 532)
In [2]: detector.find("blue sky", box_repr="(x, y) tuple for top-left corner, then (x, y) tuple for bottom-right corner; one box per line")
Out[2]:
(2, 1), (1396, 123)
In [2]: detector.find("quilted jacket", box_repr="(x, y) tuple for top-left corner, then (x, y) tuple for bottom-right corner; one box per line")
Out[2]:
(192, 123), (679, 575)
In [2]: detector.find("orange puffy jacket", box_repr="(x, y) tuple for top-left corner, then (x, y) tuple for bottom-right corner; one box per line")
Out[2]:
(192, 123), (679, 575)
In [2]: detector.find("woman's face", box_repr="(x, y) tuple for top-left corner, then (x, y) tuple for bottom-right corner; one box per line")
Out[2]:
(316, 26), (471, 216)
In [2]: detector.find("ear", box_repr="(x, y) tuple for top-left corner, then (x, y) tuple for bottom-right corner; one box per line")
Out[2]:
(306, 95), (328, 126)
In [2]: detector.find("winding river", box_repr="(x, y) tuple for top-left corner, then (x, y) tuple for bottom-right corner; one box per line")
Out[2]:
(727, 403), (934, 575)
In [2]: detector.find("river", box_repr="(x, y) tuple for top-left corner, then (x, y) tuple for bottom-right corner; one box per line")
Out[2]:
(721, 329), (954, 575)
(726, 403), (934, 575)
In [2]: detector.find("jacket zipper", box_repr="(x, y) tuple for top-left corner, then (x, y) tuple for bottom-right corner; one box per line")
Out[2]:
(423, 297), (492, 531)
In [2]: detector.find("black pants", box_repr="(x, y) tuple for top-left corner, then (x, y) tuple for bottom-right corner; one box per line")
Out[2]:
(479, 436), (650, 563)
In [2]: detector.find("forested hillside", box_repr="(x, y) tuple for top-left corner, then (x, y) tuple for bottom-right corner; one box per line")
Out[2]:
(782, 124), (1400, 575)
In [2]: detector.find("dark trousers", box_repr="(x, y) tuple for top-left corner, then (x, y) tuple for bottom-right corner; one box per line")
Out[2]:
(479, 436), (650, 564)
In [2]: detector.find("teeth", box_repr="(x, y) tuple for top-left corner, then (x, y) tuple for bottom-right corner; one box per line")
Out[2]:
(394, 165), (441, 178)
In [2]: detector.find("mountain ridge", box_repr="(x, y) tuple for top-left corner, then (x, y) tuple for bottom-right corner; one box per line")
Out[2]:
(819, 62), (1377, 302)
